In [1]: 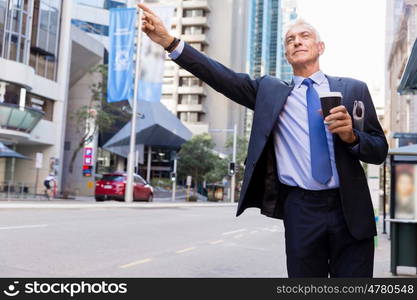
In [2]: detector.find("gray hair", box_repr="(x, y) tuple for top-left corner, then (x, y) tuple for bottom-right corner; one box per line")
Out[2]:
(284, 19), (321, 47)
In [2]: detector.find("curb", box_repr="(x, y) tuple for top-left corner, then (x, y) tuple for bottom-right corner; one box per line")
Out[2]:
(0, 202), (238, 209)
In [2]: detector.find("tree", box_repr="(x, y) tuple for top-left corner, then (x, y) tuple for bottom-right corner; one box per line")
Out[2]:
(177, 134), (221, 193)
(68, 64), (127, 173)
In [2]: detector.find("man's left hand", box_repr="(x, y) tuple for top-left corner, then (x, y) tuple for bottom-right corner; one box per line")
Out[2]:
(325, 105), (357, 144)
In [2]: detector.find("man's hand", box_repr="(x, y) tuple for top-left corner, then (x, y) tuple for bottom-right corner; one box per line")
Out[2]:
(325, 105), (357, 144)
(138, 3), (175, 49)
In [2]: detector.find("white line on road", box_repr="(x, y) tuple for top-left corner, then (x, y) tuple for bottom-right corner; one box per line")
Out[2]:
(120, 258), (153, 269)
(233, 234), (244, 239)
(175, 247), (196, 254)
(209, 240), (224, 245)
(250, 230), (258, 234)
(0, 224), (48, 230)
(221, 229), (247, 236)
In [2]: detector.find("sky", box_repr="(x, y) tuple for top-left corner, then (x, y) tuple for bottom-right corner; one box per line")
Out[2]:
(295, 0), (386, 107)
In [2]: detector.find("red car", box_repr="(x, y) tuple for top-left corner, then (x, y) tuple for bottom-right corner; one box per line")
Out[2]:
(95, 172), (154, 202)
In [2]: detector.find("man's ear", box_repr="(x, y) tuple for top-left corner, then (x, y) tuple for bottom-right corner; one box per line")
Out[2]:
(318, 41), (325, 56)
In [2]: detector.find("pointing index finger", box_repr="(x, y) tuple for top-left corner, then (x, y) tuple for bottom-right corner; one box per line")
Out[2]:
(138, 3), (157, 16)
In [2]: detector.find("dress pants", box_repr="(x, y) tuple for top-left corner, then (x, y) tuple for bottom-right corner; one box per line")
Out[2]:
(282, 185), (374, 277)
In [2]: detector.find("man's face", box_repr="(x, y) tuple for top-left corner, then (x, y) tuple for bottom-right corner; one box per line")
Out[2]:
(284, 24), (324, 67)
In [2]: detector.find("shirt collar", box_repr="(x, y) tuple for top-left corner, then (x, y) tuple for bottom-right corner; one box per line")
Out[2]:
(292, 70), (326, 88)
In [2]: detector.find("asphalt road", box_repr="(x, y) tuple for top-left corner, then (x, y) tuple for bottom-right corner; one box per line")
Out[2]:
(0, 205), (404, 277)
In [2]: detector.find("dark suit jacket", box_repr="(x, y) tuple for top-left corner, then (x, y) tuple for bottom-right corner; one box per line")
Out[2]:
(173, 43), (388, 240)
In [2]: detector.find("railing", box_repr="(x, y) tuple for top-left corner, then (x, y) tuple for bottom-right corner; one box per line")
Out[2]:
(0, 102), (44, 133)
(0, 181), (49, 200)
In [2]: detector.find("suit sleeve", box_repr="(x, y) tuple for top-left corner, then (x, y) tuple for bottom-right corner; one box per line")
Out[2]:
(346, 82), (388, 164)
(172, 42), (260, 110)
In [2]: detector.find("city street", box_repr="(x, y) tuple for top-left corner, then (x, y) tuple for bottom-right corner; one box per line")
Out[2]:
(0, 205), (409, 278)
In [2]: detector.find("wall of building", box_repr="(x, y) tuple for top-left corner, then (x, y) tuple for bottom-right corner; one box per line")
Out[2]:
(386, 1), (417, 147)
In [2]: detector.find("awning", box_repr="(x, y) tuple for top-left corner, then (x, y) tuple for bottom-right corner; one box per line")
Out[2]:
(0, 142), (29, 159)
(398, 38), (417, 95)
(103, 101), (192, 157)
(389, 144), (417, 156)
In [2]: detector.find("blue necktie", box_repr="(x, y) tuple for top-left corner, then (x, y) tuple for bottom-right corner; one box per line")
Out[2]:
(302, 78), (332, 185)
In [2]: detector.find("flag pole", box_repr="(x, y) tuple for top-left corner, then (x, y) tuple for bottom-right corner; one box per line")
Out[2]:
(125, 0), (144, 202)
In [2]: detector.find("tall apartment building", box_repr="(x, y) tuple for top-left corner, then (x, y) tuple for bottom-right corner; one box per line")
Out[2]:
(245, 0), (282, 137)
(0, 0), (73, 195)
(147, 0), (248, 154)
(386, 0), (417, 147)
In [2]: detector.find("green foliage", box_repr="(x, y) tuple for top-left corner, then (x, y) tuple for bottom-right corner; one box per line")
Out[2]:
(188, 195), (198, 202)
(177, 134), (221, 188)
(204, 156), (228, 184)
(150, 177), (172, 189)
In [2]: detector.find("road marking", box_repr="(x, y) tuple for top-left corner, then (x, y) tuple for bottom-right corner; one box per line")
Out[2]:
(234, 234), (244, 239)
(221, 228), (247, 236)
(175, 247), (196, 254)
(250, 230), (258, 234)
(120, 258), (153, 269)
(0, 224), (48, 230)
(209, 240), (224, 245)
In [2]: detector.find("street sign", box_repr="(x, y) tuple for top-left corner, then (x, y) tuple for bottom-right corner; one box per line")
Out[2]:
(186, 176), (192, 186)
(82, 165), (93, 177)
(84, 147), (93, 166)
(35, 152), (43, 169)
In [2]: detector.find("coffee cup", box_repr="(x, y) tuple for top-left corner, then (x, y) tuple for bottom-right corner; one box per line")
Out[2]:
(319, 92), (343, 124)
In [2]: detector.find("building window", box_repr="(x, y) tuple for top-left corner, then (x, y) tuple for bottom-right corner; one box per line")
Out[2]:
(178, 112), (187, 122)
(180, 77), (201, 87)
(182, 25), (203, 35)
(71, 19), (109, 36)
(179, 94), (200, 105)
(1, 0), (31, 63)
(30, 0), (62, 81)
(26, 92), (54, 121)
(0, 0), (7, 56)
(177, 112), (203, 123)
(76, 0), (125, 9)
(183, 9), (204, 18)
(189, 42), (204, 51)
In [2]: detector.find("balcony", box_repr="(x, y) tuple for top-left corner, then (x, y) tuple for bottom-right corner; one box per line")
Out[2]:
(182, 17), (209, 27)
(178, 86), (204, 94)
(181, 34), (209, 45)
(183, 0), (210, 11)
(0, 102), (44, 136)
(177, 104), (206, 113)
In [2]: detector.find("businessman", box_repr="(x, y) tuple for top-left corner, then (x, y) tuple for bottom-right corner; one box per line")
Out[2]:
(138, 4), (388, 277)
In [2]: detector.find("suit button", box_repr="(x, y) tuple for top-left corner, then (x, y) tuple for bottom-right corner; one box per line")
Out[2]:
(252, 162), (256, 167)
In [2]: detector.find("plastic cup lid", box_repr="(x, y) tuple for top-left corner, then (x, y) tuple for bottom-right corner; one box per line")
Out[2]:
(319, 92), (342, 98)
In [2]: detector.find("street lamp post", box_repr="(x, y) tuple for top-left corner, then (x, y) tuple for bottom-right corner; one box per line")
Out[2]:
(125, 0), (144, 203)
(209, 124), (237, 203)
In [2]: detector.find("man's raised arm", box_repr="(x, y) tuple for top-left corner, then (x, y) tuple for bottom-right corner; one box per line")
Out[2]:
(138, 3), (260, 110)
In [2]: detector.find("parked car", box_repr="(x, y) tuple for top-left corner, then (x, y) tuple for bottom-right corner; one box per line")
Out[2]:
(95, 172), (153, 202)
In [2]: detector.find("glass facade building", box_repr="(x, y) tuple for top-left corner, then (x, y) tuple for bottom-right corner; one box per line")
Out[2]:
(280, 0), (298, 83)
(247, 0), (282, 78)
(0, 0), (62, 81)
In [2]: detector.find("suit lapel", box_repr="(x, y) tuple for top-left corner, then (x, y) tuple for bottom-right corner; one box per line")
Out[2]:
(267, 77), (294, 125)
(327, 75), (345, 99)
